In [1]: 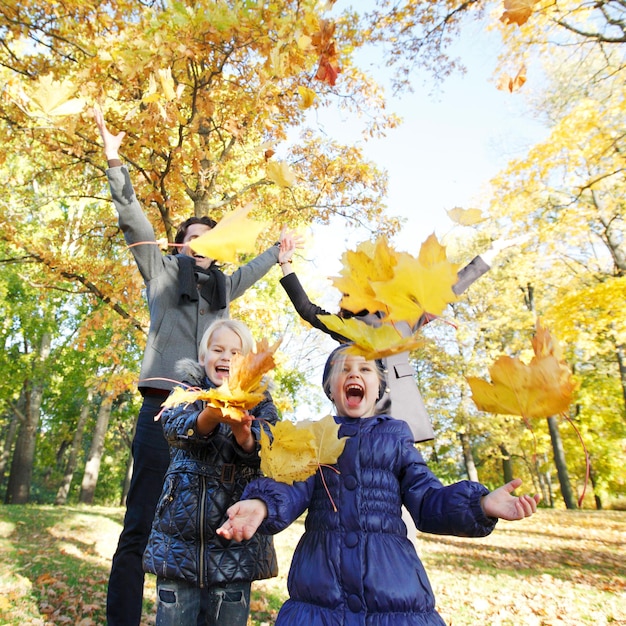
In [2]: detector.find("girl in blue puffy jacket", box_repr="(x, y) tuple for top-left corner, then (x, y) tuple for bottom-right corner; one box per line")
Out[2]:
(143, 319), (279, 626)
(217, 344), (540, 626)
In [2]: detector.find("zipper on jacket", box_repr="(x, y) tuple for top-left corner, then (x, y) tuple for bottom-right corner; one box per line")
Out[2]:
(198, 474), (207, 588)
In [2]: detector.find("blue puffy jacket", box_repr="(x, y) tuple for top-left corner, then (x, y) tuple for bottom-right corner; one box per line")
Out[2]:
(243, 414), (497, 625)
(143, 360), (278, 587)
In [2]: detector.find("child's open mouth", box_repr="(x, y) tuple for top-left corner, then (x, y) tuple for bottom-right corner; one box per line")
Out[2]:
(345, 383), (364, 408)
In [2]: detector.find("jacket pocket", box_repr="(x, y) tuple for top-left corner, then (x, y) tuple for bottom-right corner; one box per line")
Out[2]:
(156, 473), (179, 519)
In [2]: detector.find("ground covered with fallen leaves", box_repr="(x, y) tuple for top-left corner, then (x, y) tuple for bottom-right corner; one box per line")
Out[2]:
(0, 505), (624, 625)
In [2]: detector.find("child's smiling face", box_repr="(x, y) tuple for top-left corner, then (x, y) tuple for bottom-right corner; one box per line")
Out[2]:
(200, 326), (243, 386)
(330, 354), (380, 418)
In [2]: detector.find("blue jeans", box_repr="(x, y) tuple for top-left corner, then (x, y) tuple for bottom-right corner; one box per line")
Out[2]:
(156, 578), (251, 626)
(106, 394), (170, 626)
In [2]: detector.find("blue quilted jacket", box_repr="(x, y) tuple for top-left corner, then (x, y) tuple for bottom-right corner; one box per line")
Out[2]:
(143, 360), (278, 587)
(243, 414), (498, 625)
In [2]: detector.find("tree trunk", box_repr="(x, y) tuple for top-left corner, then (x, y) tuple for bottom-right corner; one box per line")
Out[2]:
(0, 397), (26, 489)
(5, 332), (51, 504)
(616, 344), (626, 419)
(547, 416), (577, 509)
(499, 443), (514, 484)
(55, 390), (93, 505)
(458, 431), (478, 482)
(589, 462), (602, 510)
(79, 392), (114, 504)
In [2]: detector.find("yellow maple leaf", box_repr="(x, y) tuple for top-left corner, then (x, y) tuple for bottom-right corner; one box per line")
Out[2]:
(467, 320), (576, 419)
(161, 338), (281, 421)
(27, 74), (86, 116)
(317, 315), (424, 360)
(446, 207), (486, 226)
(228, 338), (282, 396)
(260, 414), (347, 484)
(297, 85), (317, 109)
(500, 0), (538, 26)
(266, 160), (296, 187)
(372, 234), (460, 326)
(189, 203), (269, 263)
(331, 236), (396, 315)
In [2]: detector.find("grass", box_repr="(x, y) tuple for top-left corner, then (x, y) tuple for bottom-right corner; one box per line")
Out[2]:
(0, 505), (624, 625)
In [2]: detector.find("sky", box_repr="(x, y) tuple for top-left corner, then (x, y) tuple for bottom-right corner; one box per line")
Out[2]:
(282, 5), (550, 417)
(303, 9), (548, 284)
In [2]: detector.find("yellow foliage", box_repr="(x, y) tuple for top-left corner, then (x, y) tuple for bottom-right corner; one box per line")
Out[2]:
(331, 236), (396, 315)
(162, 338), (281, 421)
(189, 204), (269, 263)
(467, 319), (577, 419)
(266, 160), (296, 188)
(23, 74), (86, 117)
(372, 234), (460, 325)
(446, 207), (486, 226)
(317, 315), (424, 360)
(260, 414), (347, 484)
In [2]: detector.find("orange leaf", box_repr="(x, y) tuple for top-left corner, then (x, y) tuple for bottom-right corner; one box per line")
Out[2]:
(496, 65), (527, 93)
(162, 338), (281, 420)
(500, 0), (538, 26)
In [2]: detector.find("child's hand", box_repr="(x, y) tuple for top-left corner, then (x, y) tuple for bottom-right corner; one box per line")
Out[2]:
(217, 499), (268, 542)
(481, 478), (540, 520)
(230, 412), (255, 453)
(278, 227), (304, 268)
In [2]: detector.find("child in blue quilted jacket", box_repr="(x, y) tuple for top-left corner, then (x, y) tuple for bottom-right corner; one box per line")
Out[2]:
(143, 319), (279, 626)
(217, 344), (540, 626)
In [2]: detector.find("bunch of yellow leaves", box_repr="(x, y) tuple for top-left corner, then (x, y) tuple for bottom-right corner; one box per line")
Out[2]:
(321, 234), (459, 359)
(162, 338), (281, 421)
(466, 319), (577, 419)
(317, 315), (425, 360)
(189, 203), (269, 263)
(259, 414), (347, 485)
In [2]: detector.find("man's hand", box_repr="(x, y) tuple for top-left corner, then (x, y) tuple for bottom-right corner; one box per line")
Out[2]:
(94, 106), (125, 161)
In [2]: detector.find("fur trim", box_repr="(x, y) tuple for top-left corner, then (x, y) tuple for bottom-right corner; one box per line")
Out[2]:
(175, 358), (205, 386)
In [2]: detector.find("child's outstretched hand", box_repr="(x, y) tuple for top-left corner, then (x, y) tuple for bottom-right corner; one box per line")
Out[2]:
(481, 478), (540, 520)
(217, 499), (268, 542)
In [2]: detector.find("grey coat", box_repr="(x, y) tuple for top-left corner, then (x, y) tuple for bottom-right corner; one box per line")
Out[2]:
(107, 165), (280, 393)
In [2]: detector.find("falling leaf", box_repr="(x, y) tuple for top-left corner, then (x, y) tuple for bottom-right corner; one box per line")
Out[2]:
(317, 315), (425, 360)
(331, 236), (396, 315)
(311, 19), (341, 86)
(446, 207), (486, 226)
(297, 85), (317, 109)
(189, 203), (269, 263)
(497, 65), (527, 93)
(260, 414), (347, 483)
(162, 338), (281, 420)
(27, 74), (86, 116)
(157, 67), (181, 101)
(372, 234), (460, 326)
(467, 319), (577, 419)
(500, 0), (538, 26)
(266, 160), (296, 187)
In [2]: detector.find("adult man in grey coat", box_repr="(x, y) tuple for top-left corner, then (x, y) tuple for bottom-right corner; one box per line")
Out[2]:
(95, 108), (296, 625)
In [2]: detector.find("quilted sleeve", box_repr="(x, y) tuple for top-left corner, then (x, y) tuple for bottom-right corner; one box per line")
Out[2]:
(241, 475), (315, 535)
